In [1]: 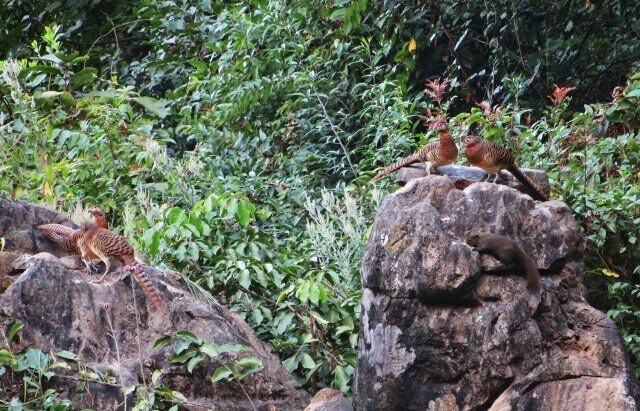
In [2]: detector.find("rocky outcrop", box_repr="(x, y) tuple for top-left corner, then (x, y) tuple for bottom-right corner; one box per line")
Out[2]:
(0, 197), (310, 410)
(0, 197), (77, 257)
(396, 164), (550, 200)
(354, 172), (639, 410)
(305, 388), (353, 411)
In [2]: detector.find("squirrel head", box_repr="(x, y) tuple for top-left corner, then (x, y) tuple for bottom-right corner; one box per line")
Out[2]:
(466, 233), (480, 247)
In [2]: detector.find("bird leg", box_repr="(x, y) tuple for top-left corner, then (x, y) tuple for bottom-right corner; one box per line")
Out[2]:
(82, 258), (94, 276)
(424, 162), (432, 177)
(94, 258), (114, 283)
(87, 259), (100, 275)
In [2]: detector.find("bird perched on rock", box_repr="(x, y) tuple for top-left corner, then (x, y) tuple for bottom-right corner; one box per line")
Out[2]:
(78, 222), (164, 311)
(462, 135), (548, 201)
(38, 205), (109, 272)
(370, 115), (458, 182)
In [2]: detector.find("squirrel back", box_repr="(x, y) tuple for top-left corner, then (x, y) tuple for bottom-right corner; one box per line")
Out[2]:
(467, 233), (541, 291)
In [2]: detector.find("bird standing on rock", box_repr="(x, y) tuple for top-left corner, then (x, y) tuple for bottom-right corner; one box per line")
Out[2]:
(78, 221), (165, 311)
(462, 135), (548, 201)
(370, 115), (458, 183)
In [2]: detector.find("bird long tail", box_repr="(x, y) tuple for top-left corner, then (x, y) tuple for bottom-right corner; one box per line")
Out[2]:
(37, 224), (80, 254)
(507, 165), (548, 201)
(370, 154), (421, 183)
(129, 265), (165, 312)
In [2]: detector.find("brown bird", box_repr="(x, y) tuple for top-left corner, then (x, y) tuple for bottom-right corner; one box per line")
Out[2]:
(78, 223), (164, 312)
(370, 116), (458, 182)
(462, 135), (548, 201)
(38, 205), (110, 272)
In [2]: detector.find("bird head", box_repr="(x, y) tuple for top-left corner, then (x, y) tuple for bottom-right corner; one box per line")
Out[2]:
(462, 135), (479, 148)
(88, 205), (105, 218)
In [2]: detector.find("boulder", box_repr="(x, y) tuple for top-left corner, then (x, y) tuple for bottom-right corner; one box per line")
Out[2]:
(0, 197), (77, 257)
(0, 197), (310, 410)
(305, 388), (353, 411)
(354, 174), (639, 410)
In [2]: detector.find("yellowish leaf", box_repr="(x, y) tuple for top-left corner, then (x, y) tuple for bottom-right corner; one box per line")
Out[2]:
(43, 182), (53, 197)
(408, 38), (417, 53)
(602, 268), (620, 277)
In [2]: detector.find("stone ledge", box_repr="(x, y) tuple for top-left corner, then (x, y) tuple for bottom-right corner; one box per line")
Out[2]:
(395, 164), (550, 200)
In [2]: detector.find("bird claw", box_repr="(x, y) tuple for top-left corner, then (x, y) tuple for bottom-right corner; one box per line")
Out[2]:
(99, 302), (112, 310)
(123, 264), (141, 274)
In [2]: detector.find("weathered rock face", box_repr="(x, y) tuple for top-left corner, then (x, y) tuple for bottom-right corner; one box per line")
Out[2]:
(395, 164), (551, 200)
(0, 197), (77, 257)
(305, 388), (353, 411)
(354, 172), (639, 410)
(0, 197), (310, 410)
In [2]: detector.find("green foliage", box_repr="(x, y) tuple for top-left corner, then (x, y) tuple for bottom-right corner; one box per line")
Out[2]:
(0, 322), (71, 409)
(154, 331), (263, 383)
(133, 332), (264, 410)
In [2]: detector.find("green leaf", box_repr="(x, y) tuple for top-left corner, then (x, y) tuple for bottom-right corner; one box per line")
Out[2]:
(625, 89), (640, 98)
(296, 281), (310, 303)
(211, 366), (233, 382)
(301, 353), (315, 369)
(176, 331), (199, 341)
(309, 284), (320, 304)
(234, 357), (264, 379)
(8, 322), (23, 344)
(334, 365), (350, 392)
(37, 54), (63, 64)
(282, 355), (297, 372)
(200, 341), (220, 358)
(39, 91), (63, 99)
(171, 349), (197, 363)
(25, 348), (49, 371)
(310, 311), (329, 325)
(166, 207), (187, 225)
(188, 59), (208, 72)
(152, 369), (162, 385)
(171, 391), (187, 403)
(329, 8), (346, 20)
(218, 344), (246, 353)
(19, 65), (62, 78)
(25, 73), (46, 87)
(55, 350), (77, 361)
(236, 199), (253, 227)
(153, 335), (172, 349)
(318, 284), (328, 303)
(71, 67), (98, 87)
(131, 96), (168, 118)
(238, 268), (251, 289)
(252, 308), (264, 325)
(142, 230), (161, 257)
(187, 354), (204, 373)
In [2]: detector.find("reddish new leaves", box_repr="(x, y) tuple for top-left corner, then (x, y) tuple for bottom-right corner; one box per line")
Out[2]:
(548, 84), (576, 106)
(424, 78), (450, 105)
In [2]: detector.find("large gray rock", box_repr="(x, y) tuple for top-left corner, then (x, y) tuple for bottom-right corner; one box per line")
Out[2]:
(0, 197), (78, 257)
(0, 197), (310, 410)
(354, 175), (639, 410)
(305, 388), (353, 411)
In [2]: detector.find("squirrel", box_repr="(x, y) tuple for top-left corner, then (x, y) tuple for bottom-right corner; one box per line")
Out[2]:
(466, 233), (541, 291)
